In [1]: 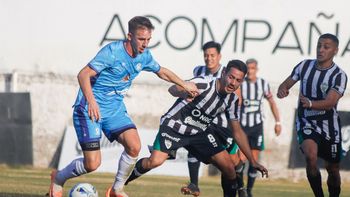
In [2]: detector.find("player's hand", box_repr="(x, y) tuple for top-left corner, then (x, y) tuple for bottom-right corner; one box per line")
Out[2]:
(274, 124), (282, 136)
(277, 85), (289, 98)
(299, 94), (312, 108)
(251, 162), (269, 178)
(88, 100), (101, 122)
(183, 81), (199, 98)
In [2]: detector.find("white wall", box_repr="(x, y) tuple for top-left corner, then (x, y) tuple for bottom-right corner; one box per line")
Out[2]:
(1, 0), (350, 84)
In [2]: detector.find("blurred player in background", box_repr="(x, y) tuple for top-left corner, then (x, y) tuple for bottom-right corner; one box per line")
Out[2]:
(180, 41), (244, 197)
(237, 58), (281, 197)
(125, 60), (268, 196)
(277, 33), (347, 197)
(47, 16), (198, 197)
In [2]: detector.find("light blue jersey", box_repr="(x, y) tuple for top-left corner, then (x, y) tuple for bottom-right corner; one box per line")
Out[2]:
(73, 40), (160, 146)
(74, 40), (160, 108)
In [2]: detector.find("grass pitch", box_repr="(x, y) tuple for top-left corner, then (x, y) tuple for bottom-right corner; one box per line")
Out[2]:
(0, 166), (349, 197)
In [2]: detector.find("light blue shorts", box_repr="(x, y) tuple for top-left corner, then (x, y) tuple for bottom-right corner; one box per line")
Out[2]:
(73, 101), (136, 146)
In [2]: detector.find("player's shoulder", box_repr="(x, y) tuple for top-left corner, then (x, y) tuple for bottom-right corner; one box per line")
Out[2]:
(193, 65), (206, 76)
(334, 62), (347, 76)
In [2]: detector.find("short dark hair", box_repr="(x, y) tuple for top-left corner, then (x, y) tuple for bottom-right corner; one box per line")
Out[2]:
(319, 33), (339, 47)
(202, 41), (221, 53)
(225, 59), (247, 75)
(128, 16), (154, 34)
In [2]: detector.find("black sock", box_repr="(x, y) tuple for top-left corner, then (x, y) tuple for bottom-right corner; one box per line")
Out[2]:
(125, 158), (149, 185)
(327, 172), (341, 197)
(307, 170), (324, 197)
(221, 174), (237, 197)
(188, 154), (200, 186)
(236, 162), (245, 189)
(247, 164), (257, 194)
(328, 185), (340, 197)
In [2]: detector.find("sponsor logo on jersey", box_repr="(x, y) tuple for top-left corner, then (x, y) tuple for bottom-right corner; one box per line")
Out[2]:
(304, 109), (326, 117)
(161, 132), (180, 142)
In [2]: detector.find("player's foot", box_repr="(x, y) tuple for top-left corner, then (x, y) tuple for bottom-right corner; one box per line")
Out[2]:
(238, 187), (248, 197)
(47, 170), (63, 197)
(105, 187), (129, 197)
(247, 188), (253, 197)
(180, 183), (200, 196)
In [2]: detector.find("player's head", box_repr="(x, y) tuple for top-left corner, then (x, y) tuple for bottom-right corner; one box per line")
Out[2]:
(220, 60), (247, 94)
(317, 33), (339, 64)
(127, 16), (154, 56)
(202, 41), (222, 72)
(246, 58), (258, 81)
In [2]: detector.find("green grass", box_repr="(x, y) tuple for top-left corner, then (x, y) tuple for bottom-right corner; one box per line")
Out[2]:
(0, 166), (349, 197)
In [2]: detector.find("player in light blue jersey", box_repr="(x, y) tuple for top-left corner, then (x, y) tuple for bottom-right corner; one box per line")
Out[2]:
(48, 16), (198, 197)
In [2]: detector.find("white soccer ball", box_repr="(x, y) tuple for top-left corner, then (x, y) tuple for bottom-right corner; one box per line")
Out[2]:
(69, 183), (98, 197)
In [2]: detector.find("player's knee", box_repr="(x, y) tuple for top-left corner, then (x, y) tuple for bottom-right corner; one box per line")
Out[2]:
(84, 160), (101, 172)
(125, 145), (141, 157)
(326, 164), (340, 176)
(305, 154), (318, 166)
(148, 156), (165, 168)
(221, 163), (236, 179)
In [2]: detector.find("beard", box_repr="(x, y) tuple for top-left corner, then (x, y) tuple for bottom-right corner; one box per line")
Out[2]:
(130, 39), (139, 56)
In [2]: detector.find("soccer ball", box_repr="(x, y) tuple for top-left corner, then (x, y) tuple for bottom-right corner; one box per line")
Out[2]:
(69, 183), (98, 197)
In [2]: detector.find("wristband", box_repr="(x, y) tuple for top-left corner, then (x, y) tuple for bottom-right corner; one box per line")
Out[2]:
(308, 99), (312, 108)
(275, 122), (281, 125)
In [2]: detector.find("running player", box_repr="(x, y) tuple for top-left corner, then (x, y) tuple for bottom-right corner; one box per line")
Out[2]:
(125, 60), (268, 196)
(180, 41), (243, 197)
(47, 16), (198, 197)
(277, 33), (347, 197)
(237, 58), (281, 197)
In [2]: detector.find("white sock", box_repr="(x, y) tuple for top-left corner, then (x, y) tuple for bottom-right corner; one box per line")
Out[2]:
(55, 157), (87, 186)
(113, 151), (138, 192)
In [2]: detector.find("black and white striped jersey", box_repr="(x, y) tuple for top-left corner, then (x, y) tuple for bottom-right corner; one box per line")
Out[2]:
(193, 65), (224, 80)
(291, 59), (348, 143)
(160, 77), (240, 135)
(240, 77), (272, 127)
(192, 65), (230, 128)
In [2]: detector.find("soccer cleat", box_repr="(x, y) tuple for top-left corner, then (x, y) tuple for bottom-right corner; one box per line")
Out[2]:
(47, 170), (63, 197)
(105, 187), (129, 197)
(180, 183), (200, 196)
(238, 187), (248, 197)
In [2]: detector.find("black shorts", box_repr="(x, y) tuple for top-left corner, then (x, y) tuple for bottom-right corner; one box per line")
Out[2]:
(153, 125), (225, 164)
(209, 124), (238, 154)
(298, 127), (342, 163)
(242, 123), (264, 150)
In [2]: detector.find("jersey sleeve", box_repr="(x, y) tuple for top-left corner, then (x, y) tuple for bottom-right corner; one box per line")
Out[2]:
(226, 96), (240, 120)
(88, 43), (115, 74)
(190, 76), (211, 93)
(193, 66), (200, 77)
(290, 60), (306, 81)
(331, 71), (348, 96)
(142, 50), (161, 73)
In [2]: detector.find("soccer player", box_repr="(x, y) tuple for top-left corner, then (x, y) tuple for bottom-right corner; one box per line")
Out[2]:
(125, 60), (269, 196)
(236, 58), (281, 197)
(180, 41), (243, 197)
(277, 33), (347, 197)
(47, 16), (198, 197)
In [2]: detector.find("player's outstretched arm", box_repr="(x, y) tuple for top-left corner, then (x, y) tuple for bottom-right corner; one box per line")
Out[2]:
(277, 77), (297, 99)
(77, 65), (100, 122)
(230, 120), (268, 177)
(156, 66), (198, 98)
